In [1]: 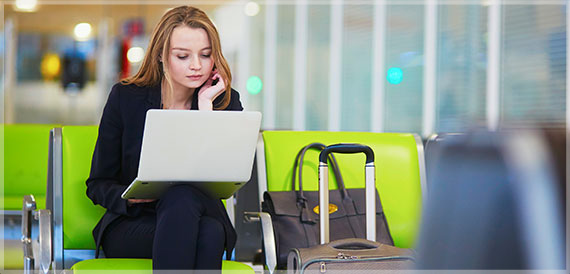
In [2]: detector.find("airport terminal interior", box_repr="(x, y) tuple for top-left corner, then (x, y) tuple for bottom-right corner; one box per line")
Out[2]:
(1, 0), (568, 272)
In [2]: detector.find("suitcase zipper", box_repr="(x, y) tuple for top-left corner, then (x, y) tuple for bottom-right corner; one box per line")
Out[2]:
(302, 255), (415, 274)
(336, 252), (358, 260)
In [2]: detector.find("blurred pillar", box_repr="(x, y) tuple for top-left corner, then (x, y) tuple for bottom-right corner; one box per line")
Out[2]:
(263, 0), (277, 130)
(422, 0), (438, 137)
(4, 17), (17, 124)
(328, 1), (343, 131)
(96, 18), (113, 120)
(120, 38), (131, 80)
(293, 0), (308, 131)
(466, 5), (482, 117)
(486, 0), (502, 131)
(238, 0), (251, 110)
(371, 0), (387, 133)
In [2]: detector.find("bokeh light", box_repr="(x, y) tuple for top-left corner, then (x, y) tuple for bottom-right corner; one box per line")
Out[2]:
(127, 47), (145, 63)
(246, 76), (263, 95)
(244, 2), (260, 17)
(387, 67), (403, 85)
(40, 53), (61, 80)
(14, 0), (38, 12)
(74, 23), (92, 41)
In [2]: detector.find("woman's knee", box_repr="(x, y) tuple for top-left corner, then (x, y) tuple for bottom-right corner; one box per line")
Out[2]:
(197, 216), (225, 245)
(156, 184), (206, 213)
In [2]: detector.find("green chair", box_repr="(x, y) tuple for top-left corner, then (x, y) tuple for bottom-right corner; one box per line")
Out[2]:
(1, 124), (57, 270)
(2, 124), (57, 212)
(246, 131), (426, 273)
(23, 126), (254, 273)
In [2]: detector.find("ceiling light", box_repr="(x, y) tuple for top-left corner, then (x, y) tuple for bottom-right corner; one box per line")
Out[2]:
(74, 23), (92, 41)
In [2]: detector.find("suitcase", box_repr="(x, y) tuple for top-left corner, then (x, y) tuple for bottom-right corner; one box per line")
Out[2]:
(287, 144), (415, 274)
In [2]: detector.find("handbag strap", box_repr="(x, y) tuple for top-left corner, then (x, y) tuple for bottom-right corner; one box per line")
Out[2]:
(292, 143), (350, 202)
(292, 143), (357, 225)
(292, 143), (378, 240)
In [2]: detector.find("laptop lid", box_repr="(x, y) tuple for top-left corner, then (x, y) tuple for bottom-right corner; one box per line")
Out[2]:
(137, 109), (262, 183)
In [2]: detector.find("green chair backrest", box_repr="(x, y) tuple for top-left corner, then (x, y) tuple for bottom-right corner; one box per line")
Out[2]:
(61, 126), (105, 249)
(262, 131), (425, 248)
(2, 124), (58, 210)
(59, 126), (235, 251)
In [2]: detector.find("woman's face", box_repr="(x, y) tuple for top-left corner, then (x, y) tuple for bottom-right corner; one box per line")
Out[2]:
(166, 26), (214, 92)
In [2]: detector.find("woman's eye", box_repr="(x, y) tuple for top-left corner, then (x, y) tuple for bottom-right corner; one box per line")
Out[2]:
(201, 54), (211, 58)
(177, 55), (188, 60)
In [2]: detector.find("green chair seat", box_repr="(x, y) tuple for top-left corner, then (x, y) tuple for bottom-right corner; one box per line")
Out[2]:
(71, 259), (152, 273)
(1, 196), (46, 211)
(71, 259), (254, 273)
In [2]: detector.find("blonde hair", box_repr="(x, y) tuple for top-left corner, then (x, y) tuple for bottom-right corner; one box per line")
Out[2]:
(122, 6), (232, 109)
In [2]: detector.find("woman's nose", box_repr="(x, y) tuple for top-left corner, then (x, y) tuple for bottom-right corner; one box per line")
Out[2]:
(190, 55), (201, 70)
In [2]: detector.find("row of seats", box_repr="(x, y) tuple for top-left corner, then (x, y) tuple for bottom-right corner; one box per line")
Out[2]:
(19, 126), (256, 273)
(10, 125), (564, 271)
(4, 125), (427, 272)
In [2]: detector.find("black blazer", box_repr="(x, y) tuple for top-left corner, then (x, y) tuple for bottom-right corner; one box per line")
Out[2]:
(86, 83), (243, 258)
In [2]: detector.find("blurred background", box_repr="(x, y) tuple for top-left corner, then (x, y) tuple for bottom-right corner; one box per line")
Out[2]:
(0, 0), (566, 134)
(1, 0), (568, 270)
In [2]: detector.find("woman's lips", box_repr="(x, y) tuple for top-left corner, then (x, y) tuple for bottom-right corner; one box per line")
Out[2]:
(186, 75), (202, 80)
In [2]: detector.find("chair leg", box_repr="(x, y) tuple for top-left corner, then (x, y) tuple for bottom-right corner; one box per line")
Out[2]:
(244, 211), (277, 274)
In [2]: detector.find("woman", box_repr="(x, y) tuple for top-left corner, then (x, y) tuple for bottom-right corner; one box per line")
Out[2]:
(86, 6), (242, 270)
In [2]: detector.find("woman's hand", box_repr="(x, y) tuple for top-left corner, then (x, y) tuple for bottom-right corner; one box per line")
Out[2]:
(197, 70), (226, 110)
(127, 199), (156, 206)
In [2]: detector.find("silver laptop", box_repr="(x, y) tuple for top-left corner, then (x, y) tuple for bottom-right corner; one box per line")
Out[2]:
(121, 110), (262, 200)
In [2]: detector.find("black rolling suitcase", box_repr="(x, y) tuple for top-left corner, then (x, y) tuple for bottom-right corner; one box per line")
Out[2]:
(287, 144), (415, 274)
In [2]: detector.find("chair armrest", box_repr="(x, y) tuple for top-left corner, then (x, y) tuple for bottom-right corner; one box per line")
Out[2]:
(22, 195), (36, 274)
(22, 195), (53, 274)
(244, 212), (277, 274)
(22, 195), (37, 243)
(36, 209), (52, 273)
(23, 238), (34, 274)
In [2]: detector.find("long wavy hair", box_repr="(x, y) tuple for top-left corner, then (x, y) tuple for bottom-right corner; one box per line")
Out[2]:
(122, 6), (232, 109)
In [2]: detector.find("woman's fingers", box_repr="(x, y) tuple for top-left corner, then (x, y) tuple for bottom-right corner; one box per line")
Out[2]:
(197, 73), (225, 102)
(214, 73), (224, 87)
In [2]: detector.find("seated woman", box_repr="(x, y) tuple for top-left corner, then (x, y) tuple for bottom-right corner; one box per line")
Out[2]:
(85, 5), (243, 271)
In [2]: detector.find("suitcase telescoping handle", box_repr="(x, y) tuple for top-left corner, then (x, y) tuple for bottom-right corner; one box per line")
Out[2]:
(318, 144), (376, 244)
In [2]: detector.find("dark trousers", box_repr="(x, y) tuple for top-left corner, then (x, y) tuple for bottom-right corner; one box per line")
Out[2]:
(101, 185), (226, 272)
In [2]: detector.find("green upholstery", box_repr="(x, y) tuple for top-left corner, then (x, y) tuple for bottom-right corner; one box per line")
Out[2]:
(72, 259), (152, 274)
(2, 124), (57, 210)
(60, 126), (254, 272)
(71, 259), (254, 273)
(262, 131), (424, 248)
(62, 126), (104, 249)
